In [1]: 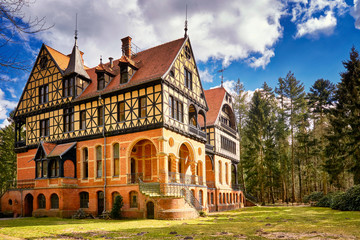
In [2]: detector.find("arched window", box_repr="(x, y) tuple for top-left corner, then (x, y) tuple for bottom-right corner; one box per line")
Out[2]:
(223, 193), (225, 204)
(38, 194), (46, 209)
(83, 148), (88, 179)
(219, 193), (222, 204)
(96, 146), (102, 178)
(225, 163), (229, 185)
(199, 190), (203, 206)
(236, 194), (238, 203)
(112, 191), (120, 207)
(113, 143), (120, 176)
(129, 191), (138, 208)
(50, 194), (59, 209)
(80, 192), (89, 208)
(211, 192), (214, 205)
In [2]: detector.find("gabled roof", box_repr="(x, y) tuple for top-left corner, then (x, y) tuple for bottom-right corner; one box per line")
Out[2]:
(203, 87), (227, 126)
(45, 45), (70, 71)
(73, 38), (185, 101)
(35, 141), (76, 159)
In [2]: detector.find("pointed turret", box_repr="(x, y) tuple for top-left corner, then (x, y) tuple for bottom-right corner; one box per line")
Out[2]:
(64, 43), (90, 79)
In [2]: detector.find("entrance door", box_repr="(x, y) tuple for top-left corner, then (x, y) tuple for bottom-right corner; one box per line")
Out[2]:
(97, 191), (104, 216)
(24, 194), (33, 217)
(146, 201), (154, 219)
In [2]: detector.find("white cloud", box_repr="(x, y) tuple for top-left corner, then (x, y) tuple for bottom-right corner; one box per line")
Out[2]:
(0, 89), (18, 120)
(351, 0), (360, 29)
(211, 80), (237, 95)
(6, 88), (17, 98)
(295, 11), (337, 38)
(0, 74), (18, 82)
(0, 119), (11, 129)
(199, 68), (213, 83)
(20, 0), (286, 69)
(248, 49), (275, 69)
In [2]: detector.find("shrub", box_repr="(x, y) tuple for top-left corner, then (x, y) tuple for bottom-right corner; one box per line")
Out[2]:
(316, 194), (332, 207)
(330, 192), (346, 210)
(110, 195), (124, 219)
(304, 192), (324, 204)
(337, 185), (360, 211)
(199, 210), (207, 217)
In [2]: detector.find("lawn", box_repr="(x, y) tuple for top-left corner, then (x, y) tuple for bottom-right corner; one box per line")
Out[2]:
(0, 206), (359, 239)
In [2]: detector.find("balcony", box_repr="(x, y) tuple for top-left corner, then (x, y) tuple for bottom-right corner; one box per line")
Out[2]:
(220, 122), (237, 135)
(205, 143), (214, 151)
(15, 140), (26, 148)
(127, 173), (143, 184)
(189, 125), (207, 140)
(206, 181), (215, 188)
(167, 172), (204, 185)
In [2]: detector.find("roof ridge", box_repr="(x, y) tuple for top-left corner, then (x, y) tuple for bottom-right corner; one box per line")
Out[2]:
(135, 38), (185, 56)
(45, 45), (69, 58)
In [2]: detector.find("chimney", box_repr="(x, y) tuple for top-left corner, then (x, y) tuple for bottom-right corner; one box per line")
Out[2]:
(109, 57), (113, 68)
(121, 36), (132, 58)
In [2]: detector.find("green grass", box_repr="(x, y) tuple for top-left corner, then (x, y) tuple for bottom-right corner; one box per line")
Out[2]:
(0, 206), (359, 239)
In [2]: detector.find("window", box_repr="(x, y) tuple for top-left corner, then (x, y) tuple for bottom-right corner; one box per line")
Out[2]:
(38, 194), (46, 209)
(221, 136), (236, 154)
(139, 97), (146, 118)
(83, 148), (88, 179)
(211, 192), (214, 205)
(112, 192), (120, 206)
(98, 72), (105, 90)
(80, 192), (89, 208)
(113, 143), (119, 176)
(49, 160), (59, 177)
(169, 69), (175, 78)
(63, 77), (74, 98)
(42, 160), (48, 178)
(184, 68), (192, 90)
(219, 193), (222, 204)
(36, 161), (41, 178)
(120, 66), (128, 84)
(50, 194), (59, 209)
(130, 191), (138, 208)
(40, 119), (49, 137)
(80, 110), (86, 129)
(63, 108), (74, 132)
(96, 146), (102, 178)
(117, 102), (125, 122)
(225, 163), (229, 185)
(169, 95), (183, 122)
(219, 161), (222, 184)
(98, 106), (104, 126)
(39, 84), (48, 104)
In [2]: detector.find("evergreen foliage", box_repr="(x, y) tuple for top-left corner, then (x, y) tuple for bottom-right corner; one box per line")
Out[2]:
(110, 195), (124, 219)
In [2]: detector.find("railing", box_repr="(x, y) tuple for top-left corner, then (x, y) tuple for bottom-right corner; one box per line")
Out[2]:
(139, 179), (203, 211)
(231, 184), (243, 191)
(220, 122), (237, 135)
(127, 173), (143, 184)
(205, 143), (214, 151)
(206, 181), (215, 188)
(189, 125), (207, 140)
(167, 172), (204, 185)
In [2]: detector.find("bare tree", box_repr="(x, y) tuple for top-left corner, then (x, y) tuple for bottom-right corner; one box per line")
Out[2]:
(0, 0), (52, 77)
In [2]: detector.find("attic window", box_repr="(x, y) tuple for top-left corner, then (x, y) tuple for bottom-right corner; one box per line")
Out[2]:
(39, 56), (48, 69)
(97, 72), (112, 90)
(185, 46), (191, 59)
(170, 69), (175, 78)
(120, 66), (128, 84)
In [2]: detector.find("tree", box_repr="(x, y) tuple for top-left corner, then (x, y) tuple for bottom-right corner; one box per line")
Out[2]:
(326, 47), (360, 186)
(308, 79), (335, 193)
(234, 79), (248, 192)
(110, 195), (124, 219)
(0, 0), (52, 76)
(281, 71), (306, 203)
(0, 114), (17, 195)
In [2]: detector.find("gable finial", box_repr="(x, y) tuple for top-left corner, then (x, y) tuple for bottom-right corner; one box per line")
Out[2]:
(74, 13), (78, 46)
(184, 5), (188, 38)
(218, 68), (226, 87)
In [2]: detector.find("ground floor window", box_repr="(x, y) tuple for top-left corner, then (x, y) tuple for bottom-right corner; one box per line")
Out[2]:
(130, 191), (138, 208)
(80, 192), (89, 208)
(38, 194), (46, 209)
(50, 194), (59, 209)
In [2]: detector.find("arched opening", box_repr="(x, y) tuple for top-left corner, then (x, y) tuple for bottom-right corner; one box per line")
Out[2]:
(129, 191), (138, 208)
(218, 161), (222, 184)
(225, 163), (229, 185)
(37, 194), (46, 209)
(199, 190), (203, 206)
(50, 193), (59, 209)
(197, 109), (206, 130)
(179, 143), (195, 184)
(197, 161), (203, 185)
(129, 139), (157, 182)
(97, 191), (104, 215)
(188, 104), (197, 127)
(24, 194), (33, 216)
(146, 201), (154, 219)
(220, 104), (236, 130)
(219, 193), (222, 204)
(112, 191), (120, 208)
(211, 192), (214, 205)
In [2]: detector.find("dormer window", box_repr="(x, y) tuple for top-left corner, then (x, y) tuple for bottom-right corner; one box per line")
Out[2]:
(120, 66), (128, 84)
(98, 72), (105, 90)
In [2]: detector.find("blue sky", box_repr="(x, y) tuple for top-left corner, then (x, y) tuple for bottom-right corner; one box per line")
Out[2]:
(1, 0), (360, 127)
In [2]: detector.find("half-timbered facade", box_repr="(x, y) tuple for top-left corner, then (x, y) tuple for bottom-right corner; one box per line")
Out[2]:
(2, 35), (244, 219)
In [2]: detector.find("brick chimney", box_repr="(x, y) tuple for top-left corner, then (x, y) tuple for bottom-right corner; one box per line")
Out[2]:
(121, 36), (132, 58)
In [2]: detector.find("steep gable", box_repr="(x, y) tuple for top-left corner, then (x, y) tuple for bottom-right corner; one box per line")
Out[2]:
(203, 87), (227, 126)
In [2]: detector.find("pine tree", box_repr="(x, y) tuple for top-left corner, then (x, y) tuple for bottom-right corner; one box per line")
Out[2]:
(326, 47), (360, 186)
